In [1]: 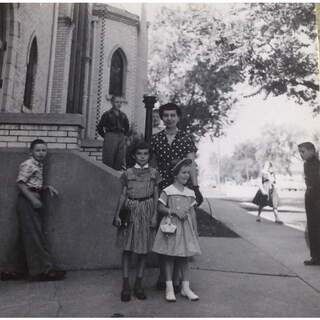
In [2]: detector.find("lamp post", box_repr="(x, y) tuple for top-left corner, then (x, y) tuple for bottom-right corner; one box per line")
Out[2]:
(143, 95), (156, 143)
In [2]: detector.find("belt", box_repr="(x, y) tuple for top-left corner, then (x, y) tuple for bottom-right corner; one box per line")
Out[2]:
(128, 194), (154, 202)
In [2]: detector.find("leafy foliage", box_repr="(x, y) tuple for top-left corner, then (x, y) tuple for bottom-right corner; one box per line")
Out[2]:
(240, 3), (319, 112)
(220, 125), (305, 183)
(148, 3), (319, 137)
(148, 5), (244, 137)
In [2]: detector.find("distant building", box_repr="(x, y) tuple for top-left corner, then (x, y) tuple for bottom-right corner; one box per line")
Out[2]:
(0, 3), (148, 160)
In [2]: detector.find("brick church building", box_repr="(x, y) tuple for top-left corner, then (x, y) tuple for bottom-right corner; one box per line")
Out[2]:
(0, 3), (148, 160)
(0, 3), (149, 270)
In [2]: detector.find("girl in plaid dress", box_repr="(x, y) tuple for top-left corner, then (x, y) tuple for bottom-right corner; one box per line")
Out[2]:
(113, 141), (161, 302)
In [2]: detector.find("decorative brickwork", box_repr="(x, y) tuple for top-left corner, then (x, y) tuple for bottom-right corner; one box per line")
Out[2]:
(95, 14), (106, 139)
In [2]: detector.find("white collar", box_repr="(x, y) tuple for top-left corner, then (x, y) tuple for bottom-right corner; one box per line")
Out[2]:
(134, 163), (149, 169)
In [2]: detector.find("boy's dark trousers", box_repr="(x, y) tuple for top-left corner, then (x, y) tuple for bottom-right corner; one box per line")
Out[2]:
(102, 132), (126, 170)
(16, 193), (54, 276)
(305, 190), (320, 260)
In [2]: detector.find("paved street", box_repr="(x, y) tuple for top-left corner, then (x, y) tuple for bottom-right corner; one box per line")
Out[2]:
(0, 199), (319, 317)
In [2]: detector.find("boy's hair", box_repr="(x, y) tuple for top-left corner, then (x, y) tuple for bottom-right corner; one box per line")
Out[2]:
(130, 140), (151, 158)
(298, 142), (316, 152)
(30, 139), (46, 151)
(159, 103), (182, 120)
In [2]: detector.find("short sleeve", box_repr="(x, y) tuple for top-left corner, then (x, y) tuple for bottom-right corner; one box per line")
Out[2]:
(158, 191), (168, 206)
(119, 172), (128, 187)
(186, 134), (197, 154)
(17, 162), (33, 183)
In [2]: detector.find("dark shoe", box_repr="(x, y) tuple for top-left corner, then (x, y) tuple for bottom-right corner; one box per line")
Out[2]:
(304, 259), (320, 266)
(121, 288), (131, 302)
(156, 280), (166, 290)
(134, 286), (147, 300)
(30, 270), (66, 282)
(1, 271), (25, 281)
(275, 220), (283, 225)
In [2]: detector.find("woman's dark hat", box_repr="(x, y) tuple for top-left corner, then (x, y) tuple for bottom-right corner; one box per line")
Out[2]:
(171, 158), (192, 176)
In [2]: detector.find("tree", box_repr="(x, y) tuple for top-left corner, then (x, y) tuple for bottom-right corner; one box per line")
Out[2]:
(221, 125), (305, 183)
(256, 124), (305, 175)
(148, 4), (319, 137)
(234, 3), (319, 113)
(220, 141), (260, 183)
(148, 5), (244, 137)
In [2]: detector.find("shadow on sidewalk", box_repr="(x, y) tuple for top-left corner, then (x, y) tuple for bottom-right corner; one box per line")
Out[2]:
(196, 208), (240, 238)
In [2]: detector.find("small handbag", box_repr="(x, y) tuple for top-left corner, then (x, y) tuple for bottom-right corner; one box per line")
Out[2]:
(112, 207), (131, 229)
(160, 215), (177, 235)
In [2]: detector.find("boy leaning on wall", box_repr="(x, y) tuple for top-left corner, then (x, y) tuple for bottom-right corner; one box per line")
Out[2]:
(1, 139), (66, 281)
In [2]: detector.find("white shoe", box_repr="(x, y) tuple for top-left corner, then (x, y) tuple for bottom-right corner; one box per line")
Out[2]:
(165, 281), (176, 302)
(181, 281), (199, 301)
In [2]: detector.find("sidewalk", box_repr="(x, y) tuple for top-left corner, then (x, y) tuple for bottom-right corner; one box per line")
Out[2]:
(0, 199), (320, 317)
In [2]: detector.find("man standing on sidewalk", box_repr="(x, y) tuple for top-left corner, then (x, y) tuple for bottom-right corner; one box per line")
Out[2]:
(298, 142), (320, 266)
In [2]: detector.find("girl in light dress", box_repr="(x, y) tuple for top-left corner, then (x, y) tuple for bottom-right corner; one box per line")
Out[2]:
(153, 158), (201, 302)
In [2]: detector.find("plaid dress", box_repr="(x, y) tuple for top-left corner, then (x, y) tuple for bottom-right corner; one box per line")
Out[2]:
(117, 166), (161, 254)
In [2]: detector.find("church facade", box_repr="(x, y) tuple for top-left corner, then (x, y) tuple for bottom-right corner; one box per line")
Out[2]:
(0, 3), (148, 160)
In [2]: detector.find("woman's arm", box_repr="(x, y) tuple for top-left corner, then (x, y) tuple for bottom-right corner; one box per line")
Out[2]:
(186, 152), (204, 205)
(186, 152), (198, 186)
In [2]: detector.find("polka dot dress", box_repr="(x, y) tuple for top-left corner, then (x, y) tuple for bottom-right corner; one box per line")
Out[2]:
(151, 130), (197, 190)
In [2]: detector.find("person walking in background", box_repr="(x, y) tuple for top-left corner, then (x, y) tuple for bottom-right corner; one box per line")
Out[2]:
(97, 95), (129, 170)
(113, 141), (161, 301)
(1, 139), (66, 282)
(298, 142), (320, 266)
(253, 161), (283, 224)
(153, 158), (201, 302)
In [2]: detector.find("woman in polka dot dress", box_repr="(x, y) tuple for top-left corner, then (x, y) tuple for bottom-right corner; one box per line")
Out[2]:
(151, 102), (203, 291)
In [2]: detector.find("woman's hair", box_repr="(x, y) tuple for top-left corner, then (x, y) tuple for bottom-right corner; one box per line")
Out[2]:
(130, 140), (152, 158)
(298, 142), (316, 152)
(30, 139), (46, 151)
(159, 103), (182, 120)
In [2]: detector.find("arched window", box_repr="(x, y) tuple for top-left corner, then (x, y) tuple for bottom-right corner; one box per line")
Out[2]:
(109, 48), (126, 97)
(23, 37), (38, 110)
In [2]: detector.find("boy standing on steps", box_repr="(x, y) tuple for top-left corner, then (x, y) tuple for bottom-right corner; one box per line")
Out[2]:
(1, 139), (66, 281)
(97, 95), (130, 170)
(298, 142), (320, 266)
